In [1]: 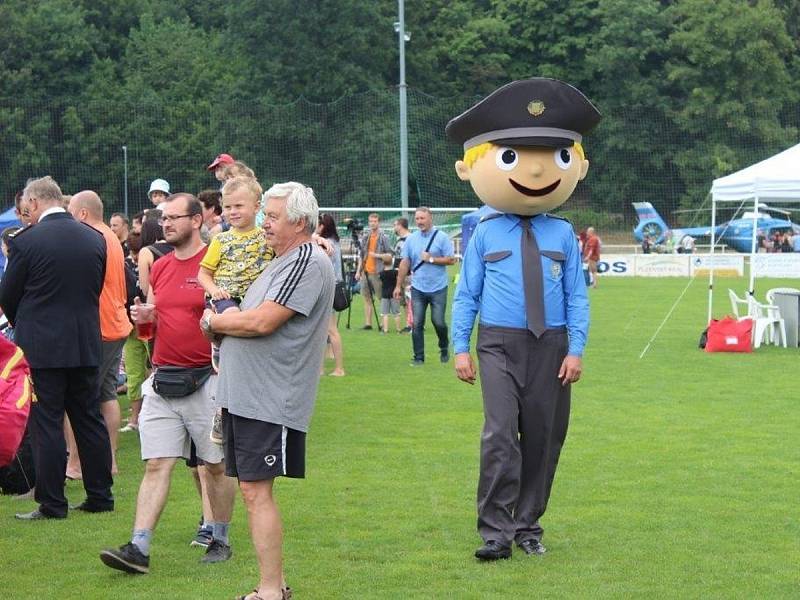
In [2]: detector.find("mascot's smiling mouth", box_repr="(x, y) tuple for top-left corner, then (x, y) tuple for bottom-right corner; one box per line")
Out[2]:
(509, 178), (561, 197)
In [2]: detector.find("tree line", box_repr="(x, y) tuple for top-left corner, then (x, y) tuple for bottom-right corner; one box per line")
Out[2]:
(1, 0), (798, 223)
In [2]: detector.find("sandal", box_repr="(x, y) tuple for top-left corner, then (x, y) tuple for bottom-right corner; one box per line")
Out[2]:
(235, 585), (291, 600)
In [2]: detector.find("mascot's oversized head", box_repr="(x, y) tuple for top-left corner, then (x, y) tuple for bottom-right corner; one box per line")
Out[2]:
(446, 78), (601, 216)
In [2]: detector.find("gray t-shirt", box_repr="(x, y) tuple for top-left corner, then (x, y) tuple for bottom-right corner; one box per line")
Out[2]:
(215, 242), (335, 432)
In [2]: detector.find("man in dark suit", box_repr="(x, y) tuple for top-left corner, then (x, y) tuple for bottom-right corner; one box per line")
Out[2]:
(0, 175), (114, 519)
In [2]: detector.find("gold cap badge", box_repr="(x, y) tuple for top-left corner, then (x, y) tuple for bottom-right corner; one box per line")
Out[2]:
(527, 100), (545, 117)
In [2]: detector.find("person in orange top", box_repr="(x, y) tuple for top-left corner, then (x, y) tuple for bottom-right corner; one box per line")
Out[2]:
(583, 226), (601, 288)
(355, 213), (392, 329)
(66, 191), (132, 477)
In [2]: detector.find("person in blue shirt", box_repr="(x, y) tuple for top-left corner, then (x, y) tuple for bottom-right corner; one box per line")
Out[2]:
(447, 78), (600, 561)
(393, 207), (455, 365)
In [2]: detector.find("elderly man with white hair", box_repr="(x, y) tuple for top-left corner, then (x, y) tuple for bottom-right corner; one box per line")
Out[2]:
(200, 181), (334, 600)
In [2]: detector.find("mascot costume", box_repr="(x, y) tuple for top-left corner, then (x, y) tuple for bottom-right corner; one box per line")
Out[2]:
(448, 78), (600, 560)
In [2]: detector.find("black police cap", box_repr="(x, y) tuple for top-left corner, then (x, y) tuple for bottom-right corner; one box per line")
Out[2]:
(445, 78), (601, 150)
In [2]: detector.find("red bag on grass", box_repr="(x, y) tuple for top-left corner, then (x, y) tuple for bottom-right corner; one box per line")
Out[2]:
(0, 334), (34, 467)
(705, 317), (753, 353)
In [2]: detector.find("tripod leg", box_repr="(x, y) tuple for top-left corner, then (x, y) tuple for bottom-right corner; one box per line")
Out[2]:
(365, 274), (381, 332)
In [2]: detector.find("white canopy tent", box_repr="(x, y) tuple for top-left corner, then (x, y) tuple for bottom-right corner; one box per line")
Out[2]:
(707, 142), (800, 322)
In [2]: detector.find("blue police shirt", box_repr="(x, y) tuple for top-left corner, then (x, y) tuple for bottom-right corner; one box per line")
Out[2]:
(452, 212), (589, 356)
(401, 228), (455, 293)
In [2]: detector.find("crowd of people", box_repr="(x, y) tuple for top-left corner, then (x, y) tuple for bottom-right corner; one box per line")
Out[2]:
(0, 154), (348, 600)
(0, 78), (605, 585)
(0, 148), (473, 599)
(757, 228), (800, 253)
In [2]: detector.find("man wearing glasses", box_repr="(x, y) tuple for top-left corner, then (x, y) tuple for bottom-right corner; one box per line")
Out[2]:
(100, 193), (236, 574)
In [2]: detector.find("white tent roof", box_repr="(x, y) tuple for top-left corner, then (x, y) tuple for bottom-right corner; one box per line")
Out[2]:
(711, 142), (800, 202)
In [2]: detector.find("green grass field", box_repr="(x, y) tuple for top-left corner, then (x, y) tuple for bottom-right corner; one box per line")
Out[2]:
(1, 275), (799, 599)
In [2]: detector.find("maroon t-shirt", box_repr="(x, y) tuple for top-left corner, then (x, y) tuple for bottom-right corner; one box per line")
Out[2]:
(150, 246), (210, 367)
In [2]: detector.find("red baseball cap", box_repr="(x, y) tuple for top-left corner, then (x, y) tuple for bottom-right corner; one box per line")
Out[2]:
(207, 153), (235, 171)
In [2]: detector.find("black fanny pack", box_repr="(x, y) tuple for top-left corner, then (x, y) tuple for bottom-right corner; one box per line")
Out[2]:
(153, 365), (213, 399)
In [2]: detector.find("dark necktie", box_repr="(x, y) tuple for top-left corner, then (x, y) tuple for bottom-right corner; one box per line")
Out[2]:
(519, 217), (546, 337)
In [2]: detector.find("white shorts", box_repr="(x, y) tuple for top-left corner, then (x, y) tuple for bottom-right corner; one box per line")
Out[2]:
(139, 374), (224, 464)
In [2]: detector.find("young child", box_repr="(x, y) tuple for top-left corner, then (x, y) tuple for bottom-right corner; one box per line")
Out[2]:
(198, 176), (274, 443)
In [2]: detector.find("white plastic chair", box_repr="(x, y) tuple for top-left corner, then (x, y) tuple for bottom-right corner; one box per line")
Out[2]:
(748, 296), (787, 348)
(727, 289), (750, 319)
(765, 287), (800, 304)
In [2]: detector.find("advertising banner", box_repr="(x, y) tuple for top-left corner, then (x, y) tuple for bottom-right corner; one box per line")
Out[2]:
(635, 255), (690, 277)
(596, 255), (634, 277)
(689, 254), (744, 277)
(752, 253), (800, 278)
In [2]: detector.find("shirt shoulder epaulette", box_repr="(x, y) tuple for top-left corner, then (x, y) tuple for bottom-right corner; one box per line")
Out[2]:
(479, 211), (503, 223)
(8, 225), (30, 240)
(544, 213), (577, 233)
(545, 212), (571, 224)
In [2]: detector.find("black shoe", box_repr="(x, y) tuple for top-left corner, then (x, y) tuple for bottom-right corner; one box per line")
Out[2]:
(518, 539), (547, 555)
(361, 325), (373, 330)
(70, 500), (114, 513)
(14, 509), (66, 521)
(475, 540), (511, 561)
(100, 542), (150, 574)
(440, 351), (449, 363)
(400, 326), (412, 333)
(409, 359), (424, 367)
(201, 539), (232, 563)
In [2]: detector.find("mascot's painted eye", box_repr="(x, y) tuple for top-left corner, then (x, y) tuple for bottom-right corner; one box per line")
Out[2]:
(495, 147), (518, 171)
(554, 148), (572, 170)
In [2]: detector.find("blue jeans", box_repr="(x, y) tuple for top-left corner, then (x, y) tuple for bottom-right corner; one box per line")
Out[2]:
(411, 286), (449, 361)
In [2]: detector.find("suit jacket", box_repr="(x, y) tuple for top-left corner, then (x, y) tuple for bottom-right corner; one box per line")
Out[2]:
(0, 212), (106, 368)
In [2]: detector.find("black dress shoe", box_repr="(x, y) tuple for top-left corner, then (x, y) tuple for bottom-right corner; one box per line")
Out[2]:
(70, 500), (114, 513)
(518, 539), (547, 555)
(15, 509), (66, 521)
(475, 540), (511, 561)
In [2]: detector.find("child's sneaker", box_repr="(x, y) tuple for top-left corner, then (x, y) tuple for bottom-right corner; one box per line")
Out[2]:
(209, 409), (223, 445)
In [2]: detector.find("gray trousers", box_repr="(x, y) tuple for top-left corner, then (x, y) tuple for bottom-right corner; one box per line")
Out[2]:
(476, 325), (571, 546)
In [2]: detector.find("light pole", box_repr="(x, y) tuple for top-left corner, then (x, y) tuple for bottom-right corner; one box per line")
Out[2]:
(395, 2), (410, 213)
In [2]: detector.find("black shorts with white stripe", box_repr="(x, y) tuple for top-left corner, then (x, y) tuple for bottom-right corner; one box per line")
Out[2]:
(222, 409), (306, 481)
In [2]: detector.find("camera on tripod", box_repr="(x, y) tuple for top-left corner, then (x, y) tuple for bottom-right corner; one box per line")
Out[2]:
(343, 217), (364, 240)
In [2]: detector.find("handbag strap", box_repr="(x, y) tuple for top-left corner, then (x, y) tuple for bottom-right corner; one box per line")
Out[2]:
(412, 229), (439, 273)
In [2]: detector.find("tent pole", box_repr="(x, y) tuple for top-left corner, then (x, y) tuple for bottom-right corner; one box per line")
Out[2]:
(749, 194), (759, 299)
(707, 194), (717, 324)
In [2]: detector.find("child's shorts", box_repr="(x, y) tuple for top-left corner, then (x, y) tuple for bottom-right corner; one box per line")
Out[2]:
(380, 297), (399, 316)
(207, 297), (242, 313)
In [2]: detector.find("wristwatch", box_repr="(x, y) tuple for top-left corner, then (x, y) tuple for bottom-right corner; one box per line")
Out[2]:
(428, 257), (435, 264)
(200, 313), (213, 333)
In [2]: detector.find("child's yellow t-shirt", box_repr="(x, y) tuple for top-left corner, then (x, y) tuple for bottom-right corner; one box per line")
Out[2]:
(199, 227), (275, 298)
